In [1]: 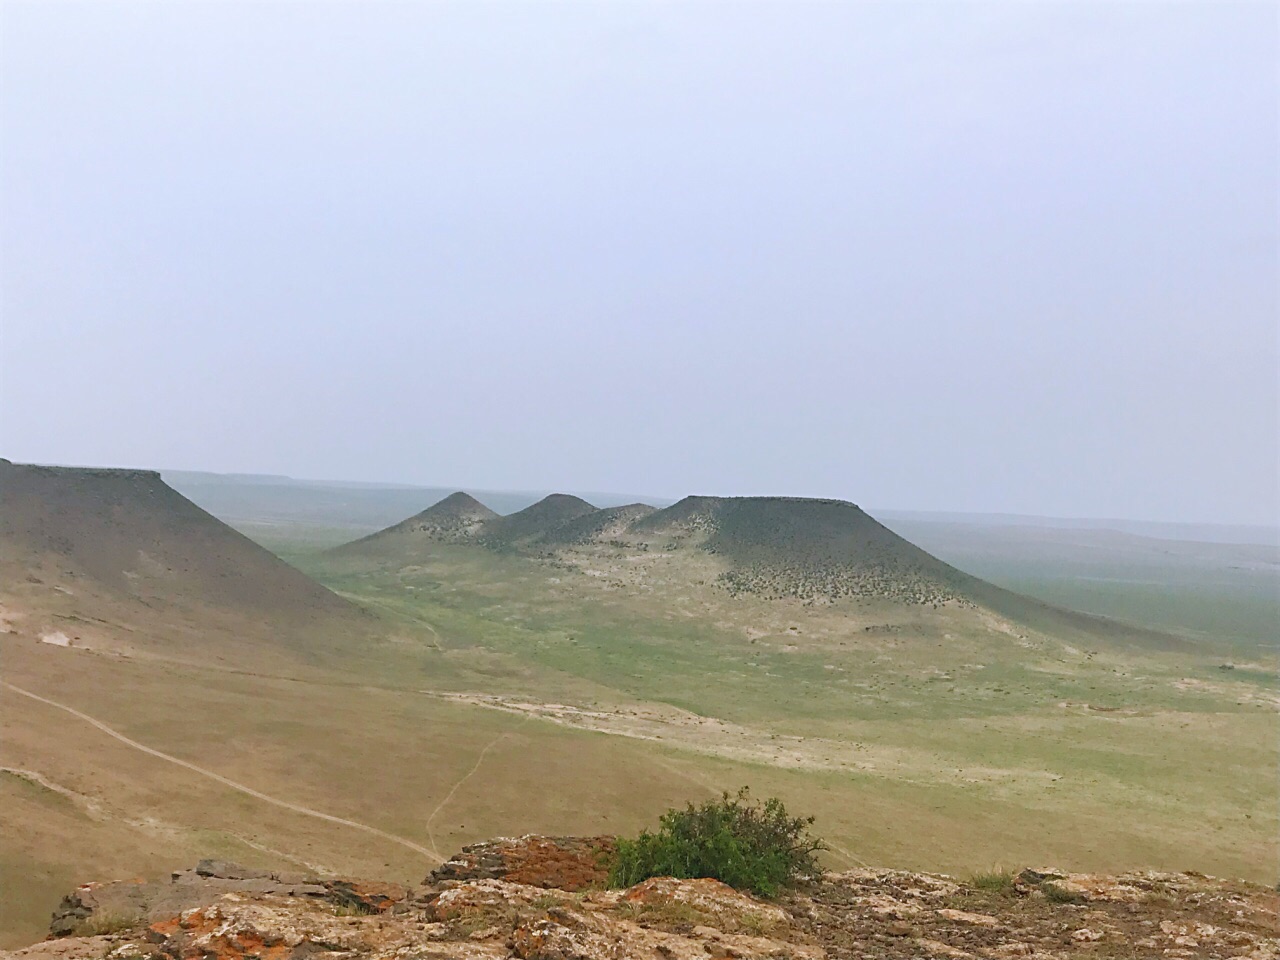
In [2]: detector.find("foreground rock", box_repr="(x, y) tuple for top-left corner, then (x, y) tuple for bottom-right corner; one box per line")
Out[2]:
(8, 841), (1279, 960)
(429, 835), (616, 892)
(46, 861), (407, 937)
(426, 875), (817, 959)
(784, 867), (1280, 959)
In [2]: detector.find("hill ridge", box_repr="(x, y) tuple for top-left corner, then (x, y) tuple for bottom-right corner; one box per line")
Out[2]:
(481, 493), (599, 546)
(338, 490), (979, 605)
(329, 489), (1199, 640)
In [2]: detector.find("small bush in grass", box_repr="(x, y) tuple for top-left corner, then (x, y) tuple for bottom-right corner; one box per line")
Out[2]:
(970, 869), (1017, 896)
(1041, 881), (1086, 904)
(608, 788), (826, 897)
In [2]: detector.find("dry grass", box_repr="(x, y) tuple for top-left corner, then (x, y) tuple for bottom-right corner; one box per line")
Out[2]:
(71, 912), (144, 937)
(612, 899), (714, 930)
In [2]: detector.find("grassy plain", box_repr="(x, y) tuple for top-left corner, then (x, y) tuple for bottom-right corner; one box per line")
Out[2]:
(883, 515), (1279, 651)
(300, 536), (1277, 877)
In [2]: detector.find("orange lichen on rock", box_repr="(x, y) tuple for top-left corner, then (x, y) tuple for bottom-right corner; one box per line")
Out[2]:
(430, 836), (616, 892)
(148, 905), (295, 960)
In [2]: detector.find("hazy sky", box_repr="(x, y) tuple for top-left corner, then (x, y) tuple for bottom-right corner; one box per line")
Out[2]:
(2, 2), (1276, 525)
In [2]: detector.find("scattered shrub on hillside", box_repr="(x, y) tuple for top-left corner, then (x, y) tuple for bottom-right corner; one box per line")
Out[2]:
(608, 788), (826, 897)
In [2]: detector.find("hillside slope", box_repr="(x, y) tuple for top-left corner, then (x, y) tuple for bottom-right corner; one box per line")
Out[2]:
(0, 460), (364, 654)
(481, 494), (599, 546)
(636, 495), (975, 604)
(537, 503), (657, 546)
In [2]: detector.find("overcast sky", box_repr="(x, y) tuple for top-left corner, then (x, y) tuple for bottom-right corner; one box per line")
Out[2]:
(2, 2), (1275, 525)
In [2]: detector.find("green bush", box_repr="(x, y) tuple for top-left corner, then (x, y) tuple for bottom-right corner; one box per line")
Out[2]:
(1041, 881), (1086, 904)
(608, 788), (826, 896)
(970, 869), (1017, 895)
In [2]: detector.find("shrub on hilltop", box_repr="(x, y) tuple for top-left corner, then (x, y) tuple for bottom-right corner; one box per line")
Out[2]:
(609, 788), (826, 896)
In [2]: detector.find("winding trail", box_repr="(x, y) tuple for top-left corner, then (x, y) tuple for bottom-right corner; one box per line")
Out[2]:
(423, 717), (528, 856)
(2, 680), (445, 863)
(333, 590), (446, 650)
(0, 766), (105, 816)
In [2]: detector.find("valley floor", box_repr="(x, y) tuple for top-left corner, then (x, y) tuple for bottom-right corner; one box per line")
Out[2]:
(2, 571), (1274, 948)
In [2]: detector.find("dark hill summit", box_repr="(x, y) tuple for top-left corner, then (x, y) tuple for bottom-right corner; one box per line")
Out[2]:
(639, 495), (976, 604)
(481, 494), (598, 545)
(632, 495), (723, 534)
(430, 490), (500, 521)
(0, 461), (361, 650)
(633, 495), (1187, 644)
(342, 491), (499, 547)
(334, 492), (603, 553)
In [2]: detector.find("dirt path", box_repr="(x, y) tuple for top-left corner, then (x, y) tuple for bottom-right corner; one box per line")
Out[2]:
(0, 766), (106, 816)
(2, 680), (445, 863)
(332, 590), (446, 650)
(423, 717), (528, 855)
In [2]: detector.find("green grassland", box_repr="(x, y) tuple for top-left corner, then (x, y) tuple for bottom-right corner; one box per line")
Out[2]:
(296, 533), (1276, 880)
(306, 542), (1268, 720)
(882, 516), (1279, 651)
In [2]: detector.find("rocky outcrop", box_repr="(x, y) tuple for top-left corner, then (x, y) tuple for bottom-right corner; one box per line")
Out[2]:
(422, 875), (816, 959)
(144, 897), (505, 960)
(782, 867), (1280, 959)
(46, 862), (406, 937)
(11, 851), (1280, 960)
(429, 836), (616, 892)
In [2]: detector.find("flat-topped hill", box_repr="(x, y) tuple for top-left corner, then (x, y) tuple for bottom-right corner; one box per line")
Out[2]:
(0, 461), (360, 646)
(637, 495), (976, 604)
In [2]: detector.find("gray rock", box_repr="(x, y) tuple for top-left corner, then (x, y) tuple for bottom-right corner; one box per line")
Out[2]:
(48, 864), (407, 937)
(194, 860), (270, 880)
